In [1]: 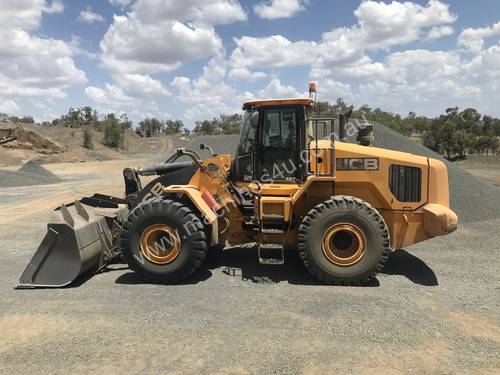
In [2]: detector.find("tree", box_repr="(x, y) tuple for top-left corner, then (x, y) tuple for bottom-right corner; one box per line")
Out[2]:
(103, 114), (124, 148)
(194, 119), (218, 135)
(83, 128), (93, 149)
(120, 113), (132, 130)
(219, 114), (242, 134)
(82, 106), (94, 122)
(192, 114), (242, 135)
(165, 119), (184, 134)
(139, 118), (153, 137)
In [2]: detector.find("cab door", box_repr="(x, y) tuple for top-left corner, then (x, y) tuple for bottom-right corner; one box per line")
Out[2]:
(232, 111), (258, 182)
(259, 106), (301, 183)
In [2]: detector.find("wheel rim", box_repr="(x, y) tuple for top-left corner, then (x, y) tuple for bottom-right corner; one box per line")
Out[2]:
(322, 223), (366, 266)
(140, 224), (181, 265)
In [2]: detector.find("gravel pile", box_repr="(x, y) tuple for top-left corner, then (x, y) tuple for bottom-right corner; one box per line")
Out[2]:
(187, 124), (500, 223)
(361, 122), (500, 223)
(185, 135), (240, 158)
(0, 160), (61, 188)
(19, 160), (60, 179)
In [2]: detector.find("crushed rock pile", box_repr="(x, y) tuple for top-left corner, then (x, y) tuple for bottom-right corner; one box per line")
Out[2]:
(0, 160), (61, 188)
(361, 122), (500, 223)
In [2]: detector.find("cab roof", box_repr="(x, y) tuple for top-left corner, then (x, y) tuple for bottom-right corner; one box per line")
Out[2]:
(242, 98), (314, 109)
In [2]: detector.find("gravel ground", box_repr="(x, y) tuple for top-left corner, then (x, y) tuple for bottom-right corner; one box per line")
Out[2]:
(0, 134), (499, 373)
(0, 203), (499, 373)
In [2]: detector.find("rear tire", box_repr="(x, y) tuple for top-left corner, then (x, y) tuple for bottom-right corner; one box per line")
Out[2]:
(120, 197), (208, 283)
(298, 196), (390, 285)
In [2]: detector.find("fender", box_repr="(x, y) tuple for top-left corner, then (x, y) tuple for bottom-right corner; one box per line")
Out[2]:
(163, 185), (219, 246)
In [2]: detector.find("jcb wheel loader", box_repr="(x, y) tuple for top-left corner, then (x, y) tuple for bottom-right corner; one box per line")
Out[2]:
(18, 86), (458, 288)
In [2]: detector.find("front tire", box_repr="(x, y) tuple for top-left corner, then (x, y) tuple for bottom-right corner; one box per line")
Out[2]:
(298, 196), (390, 285)
(120, 197), (208, 283)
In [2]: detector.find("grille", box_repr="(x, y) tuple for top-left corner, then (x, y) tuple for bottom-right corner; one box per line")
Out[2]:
(389, 165), (422, 202)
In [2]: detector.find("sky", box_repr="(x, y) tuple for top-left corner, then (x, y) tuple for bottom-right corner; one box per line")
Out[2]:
(0, 0), (499, 128)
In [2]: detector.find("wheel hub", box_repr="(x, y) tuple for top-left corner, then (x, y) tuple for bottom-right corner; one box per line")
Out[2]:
(322, 223), (366, 266)
(140, 224), (181, 265)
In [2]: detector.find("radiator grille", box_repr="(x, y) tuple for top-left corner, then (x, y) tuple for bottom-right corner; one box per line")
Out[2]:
(389, 165), (422, 202)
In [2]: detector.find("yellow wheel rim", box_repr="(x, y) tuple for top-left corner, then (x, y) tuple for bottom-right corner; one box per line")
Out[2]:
(322, 223), (366, 266)
(139, 224), (181, 265)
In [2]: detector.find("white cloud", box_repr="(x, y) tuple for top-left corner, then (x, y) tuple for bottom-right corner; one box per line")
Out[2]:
(426, 25), (454, 40)
(100, 4), (235, 75)
(85, 83), (171, 121)
(99, 0), (247, 75)
(228, 67), (267, 81)
(317, 79), (353, 102)
(68, 35), (98, 59)
(0, 3), (87, 102)
(353, 49), (486, 115)
(78, 7), (105, 24)
(85, 84), (134, 108)
(230, 35), (317, 68)
(0, 98), (20, 114)
(462, 43), (500, 86)
(0, 0), (62, 30)
(97, 0), (248, 120)
(44, 0), (63, 14)
(323, 56), (385, 79)
(0, 30), (86, 88)
(458, 21), (500, 53)
(258, 78), (302, 98)
(232, 1), (456, 72)
(109, 0), (132, 7)
(353, 0), (456, 49)
(133, 0), (246, 27)
(254, 0), (307, 20)
(113, 74), (171, 97)
(171, 56), (252, 120)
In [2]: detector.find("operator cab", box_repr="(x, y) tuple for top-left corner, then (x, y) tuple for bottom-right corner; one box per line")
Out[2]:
(232, 98), (314, 184)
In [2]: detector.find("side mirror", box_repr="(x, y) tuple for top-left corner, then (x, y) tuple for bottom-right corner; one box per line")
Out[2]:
(250, 111), (259, 129)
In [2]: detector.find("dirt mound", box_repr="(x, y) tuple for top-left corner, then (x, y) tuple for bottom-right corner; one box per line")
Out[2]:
(0, 160), (61, 188)
(0, 127), (63, 154)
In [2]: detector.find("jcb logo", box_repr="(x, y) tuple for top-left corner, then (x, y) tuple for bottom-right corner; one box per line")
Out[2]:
(336, 158), (379, 171)
(141, 182), (164, 202)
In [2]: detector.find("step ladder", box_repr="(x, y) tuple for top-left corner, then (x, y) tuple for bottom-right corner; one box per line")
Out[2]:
(257, 198), (292, 265)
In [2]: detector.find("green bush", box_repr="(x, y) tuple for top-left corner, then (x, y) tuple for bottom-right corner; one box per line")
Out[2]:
(103, 115), (124, 148)
(83, 128), (93, 150)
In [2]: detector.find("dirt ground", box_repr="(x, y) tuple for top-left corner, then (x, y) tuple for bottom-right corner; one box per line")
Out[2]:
(0, 122), (189, 167)
(0, 144), (499, 374)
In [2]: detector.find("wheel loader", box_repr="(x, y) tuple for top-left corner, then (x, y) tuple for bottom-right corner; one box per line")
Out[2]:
(18, 84), (458, 288)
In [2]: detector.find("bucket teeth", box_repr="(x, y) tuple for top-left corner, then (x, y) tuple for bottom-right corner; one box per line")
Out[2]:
(74, 200), (90, 221)
(60, 204), (74, 227)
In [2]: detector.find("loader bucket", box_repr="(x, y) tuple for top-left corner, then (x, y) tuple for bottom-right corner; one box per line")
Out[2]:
(17, 195), (128, 288)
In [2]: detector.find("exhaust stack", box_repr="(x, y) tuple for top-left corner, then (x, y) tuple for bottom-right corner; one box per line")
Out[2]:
(338, 106), (353, 141)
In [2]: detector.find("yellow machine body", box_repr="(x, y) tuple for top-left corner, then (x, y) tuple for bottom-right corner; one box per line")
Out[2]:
(163, 140), (457, 251)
